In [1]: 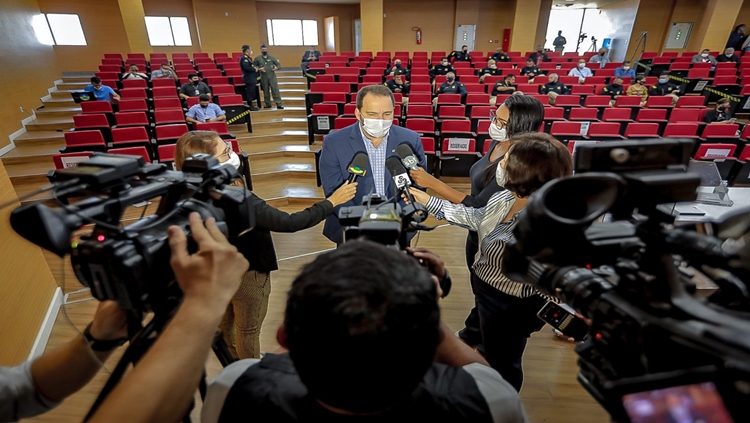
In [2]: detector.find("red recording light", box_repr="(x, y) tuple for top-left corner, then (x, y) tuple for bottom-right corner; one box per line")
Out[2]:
(96, 235), (106, 242)
(585, 264), (592, 269)
(595, 333), (602, 340)
(553, 313), (558, 318)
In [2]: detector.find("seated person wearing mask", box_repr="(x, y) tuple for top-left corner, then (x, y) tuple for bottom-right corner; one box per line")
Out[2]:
(301, 46), (321, 76)
(185, 95), (226, 124)
(478, 59), (501, 83)
(430, 57), (454, 79)
(703, 98), (737, 124)
(385, 58), (410, 79)
(520, 58), (543, 81)
(490, 74), (516, 106)
(203, 241), (528, 423)
(179, 74), (212, 101)
(588, 48), (609, 69)
(491, 48), (511, 63)
(568, 59), (593, 83)
(384, 70), (410, 104)
(692, 49), (718, 65)
(626, 75), (649, 106)
(601, 76), (625, 106)
(540, 73), (569, 105)
(717, 47), (740, 63)
(151, 62), (179, 81)
(614, 60), (636, 79)
(451, 45), (472, 62)
(433, 72), (467, 105)
(122, 64), (148, 80)
(650, 72), (680, 105)
(1, 302), (127, 422)
(528, 45), (548, 65)
(85, 77), (120, 103)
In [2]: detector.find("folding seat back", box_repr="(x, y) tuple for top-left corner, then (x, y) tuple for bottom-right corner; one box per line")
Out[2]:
(154, 109), (186, 125)
(53, 152), (94, 169)
(217, 94), (245, 106)
(155, 124), (189, 144)
(687, 68), (710, 79)
(624, 122), (659, 138)
(81, 101), (113, 115)
(118, 99), (149, 113)
(405, 118), (436, 136)
(115, 111), (150, 128)
(154, 97), (183, 110)
(713, 76), (738, 85)
(646, 96), (674, 108)
(614, 96), (642, 107)
(550, 121), (584, 143)
(438, 105), (466, 119)
(408, 93), (432, 105)
(702, 124), (739, 139)
(151, 78), (177, 89)
(99, 65), (122, 73)
(663, 123), (699, 138)
(554, 95), (582, 107)
(120, 88), (148, 100)
(568, 107), (598, 121)
(122, 79), (148, 89)
(636, 108), (667, 122)
(440, 138), (478, 177)
(211, 85), (236, 96)
(694, 144), (737, 160)
(61, 130), (107, 153)
(407, 104), (433, 118)
(440, 119), (472, 134)
(73, 113), (110, 130)
(587, 122), (623, 138)
(111, 127), (151, 148)
(602, 108), (633, 122)
(669, 108), (701, 122)
(584, 95), (613, 108)
(195, 122), (230, 135)
(334, 117), (358, 130)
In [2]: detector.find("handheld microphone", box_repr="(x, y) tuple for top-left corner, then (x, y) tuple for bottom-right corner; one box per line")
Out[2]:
(395, 144), (420, 171)
(386, 157), (427, 223)
(347, 152), (369, 184)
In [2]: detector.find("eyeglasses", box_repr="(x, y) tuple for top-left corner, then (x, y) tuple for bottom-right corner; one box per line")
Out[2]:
(490, 112), (507, 128)
(217, 146), (231, 162)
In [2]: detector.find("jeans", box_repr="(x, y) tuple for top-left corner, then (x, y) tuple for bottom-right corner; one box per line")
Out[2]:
(472, 273), (547, 392)
(219, 270), (272, 359)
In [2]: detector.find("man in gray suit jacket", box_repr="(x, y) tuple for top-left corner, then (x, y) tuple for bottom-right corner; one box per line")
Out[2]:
(691, 48), (718, 65)
(319, 85), (427, 244)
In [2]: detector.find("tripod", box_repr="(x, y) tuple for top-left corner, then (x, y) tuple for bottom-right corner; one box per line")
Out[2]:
(82, 295), (236, 423)
(628, 31), (648, 73)
(587, 37), (598, 52)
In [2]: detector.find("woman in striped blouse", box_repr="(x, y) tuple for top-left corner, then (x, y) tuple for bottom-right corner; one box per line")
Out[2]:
(410, 132), (573, 392)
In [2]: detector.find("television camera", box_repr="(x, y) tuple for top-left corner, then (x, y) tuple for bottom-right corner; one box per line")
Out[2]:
(502, 139), (750, 422)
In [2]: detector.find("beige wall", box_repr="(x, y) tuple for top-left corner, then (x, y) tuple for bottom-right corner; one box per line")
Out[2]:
(141, 0), (202, 54)
(0, 0), (61, 148)
(0, 159), (59, 365)
(629, 0), (675, 57)
(476, 0), (516, 54)
(192, 0), (261, 56)
(734, 0), (750, 27)
(360, 0), (383, 52)
(534, 0), (553, 51)
(38, 0), (130, 71)
(256, 1), (357, 66)
(383, 0), (456, 54)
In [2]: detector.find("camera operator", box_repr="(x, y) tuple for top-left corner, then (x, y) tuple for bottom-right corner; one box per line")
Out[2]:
(83, 213), (249, 423)
(0, 302), (127, 422)
(174, 131), (357, 360)
(408, 133), (573, 392)
(202, 241), (528, 423)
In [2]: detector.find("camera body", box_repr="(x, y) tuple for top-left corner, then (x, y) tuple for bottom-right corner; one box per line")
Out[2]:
(338, 193), (425, 250)
(11, 153), (255, 312)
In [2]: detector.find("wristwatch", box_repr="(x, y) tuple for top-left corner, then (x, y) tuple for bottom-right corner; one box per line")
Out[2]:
(83, 322), (128, 352)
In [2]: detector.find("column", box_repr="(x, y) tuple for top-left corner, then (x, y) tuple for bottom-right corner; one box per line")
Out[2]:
(510, 0), (542, 53)
(117, 0), (152, 53)
(696, 0), (744, 51)
(361, 0), (383, 53)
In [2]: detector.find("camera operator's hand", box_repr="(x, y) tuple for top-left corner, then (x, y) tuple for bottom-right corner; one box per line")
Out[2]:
(407, 247), (446, 285)
(407, 187), (430, 205)
(169, 212), (248, 312)
(89, 301), (128, 341)
(326, 181), (358, 207)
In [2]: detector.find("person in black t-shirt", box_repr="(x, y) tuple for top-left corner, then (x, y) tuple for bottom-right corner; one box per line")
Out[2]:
(478, 59), (501, 83)
(490, 74), (516, 106)
(601, 76), (625, 105)
(491, 48), (511, 63)
(703, 98), (737, 124)
(540, 73), (569, 105)
(203, 241), (526, 423)
(520, 58), (543, 80)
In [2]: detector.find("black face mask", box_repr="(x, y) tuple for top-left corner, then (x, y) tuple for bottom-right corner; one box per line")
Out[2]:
(462, 49), (467, 53)
(720, 106), (729, 112)
(262, 51), (268, 56)
(201, 104), (208, 108)
(537, 50), (543, 53)
(612, 84), (621, 89)
(192, 80), (200, 85)
(446, 77), (454, 83)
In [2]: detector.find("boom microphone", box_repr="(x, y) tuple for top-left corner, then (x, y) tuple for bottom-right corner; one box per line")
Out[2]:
(347, 152), (369, 183)
(395, 143), (420, 171)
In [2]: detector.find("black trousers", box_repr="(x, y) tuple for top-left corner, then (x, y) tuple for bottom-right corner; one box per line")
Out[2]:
(472, 273), (547, 392)
(244, 82), (257, 107)
(459, 232), (482, 346)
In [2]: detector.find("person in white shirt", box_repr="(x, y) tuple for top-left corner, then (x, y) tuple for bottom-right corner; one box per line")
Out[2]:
(122, 64), (148, 80)
(185, 95), (226, 124)
(568, 59), (593, 83)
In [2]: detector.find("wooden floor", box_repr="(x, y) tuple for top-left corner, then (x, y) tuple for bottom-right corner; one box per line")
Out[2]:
(9, 71), (610, 423)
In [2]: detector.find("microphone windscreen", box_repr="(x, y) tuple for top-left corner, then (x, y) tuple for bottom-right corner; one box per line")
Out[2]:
(385, 157), (411, 189)
(395, 144), (415, 159)
(348, 152), (369, 176)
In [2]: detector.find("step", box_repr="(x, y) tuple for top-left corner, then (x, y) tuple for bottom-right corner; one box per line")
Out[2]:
(250, 106), (307, 120)
(258, 96), (306, 107)
(247, 157), (316, 182)
(9, 130), (65, 146)
(36, 106), (81, 119)
(4, 159), (55, 178)
(251, 117), (308, 131)
(277, 81), (308, 89)
(250, 176), (324, 205)
(278, 88), (308, 94)
(1, 140), (63, 164)
(57, 82), (88, 90)
(43, 98), (78, 108)
(51, 89), (80, 99)
(63, 77), (95, 83)
(24, 117), (73, 132)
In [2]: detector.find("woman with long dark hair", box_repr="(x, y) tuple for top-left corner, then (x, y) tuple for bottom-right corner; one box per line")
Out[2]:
(410, 132), (573, 391)
(174, 131), (357, 359)
(409, 95), (545, 349)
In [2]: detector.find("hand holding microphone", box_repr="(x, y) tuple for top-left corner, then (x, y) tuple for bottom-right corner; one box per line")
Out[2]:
(386, 157), (427, 223)
(395, 144), (436, 189)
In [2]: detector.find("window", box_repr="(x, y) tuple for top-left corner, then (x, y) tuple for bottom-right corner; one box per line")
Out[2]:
(144, 16), (192, 46)
(266, 19), (318, 46)
(32, 14), (87, 45)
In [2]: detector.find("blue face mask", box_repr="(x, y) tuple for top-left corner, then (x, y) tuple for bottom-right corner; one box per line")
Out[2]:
(658, 78), (668, 84)
(395, 63), (401, 68)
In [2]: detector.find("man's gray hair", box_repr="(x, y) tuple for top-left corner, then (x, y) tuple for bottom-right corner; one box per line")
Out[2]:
(356, 85), (395, 110)
(548, 73), (559, 79)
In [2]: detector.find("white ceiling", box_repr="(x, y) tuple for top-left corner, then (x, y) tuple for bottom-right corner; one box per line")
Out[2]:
(260, 0), (360, 4)
(552, 0), (631, 9)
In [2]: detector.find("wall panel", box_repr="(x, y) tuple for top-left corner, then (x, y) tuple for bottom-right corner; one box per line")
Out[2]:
(192, 0), (261, 57)
(476, 0), (515, 56)
(383, 0), (455, 54)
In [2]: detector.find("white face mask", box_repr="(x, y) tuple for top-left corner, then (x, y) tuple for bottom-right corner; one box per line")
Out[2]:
(578, 63), (586, 69)
(701, 53), (709, 58)
(225, 151), (241, 170)
(726, 53), (733, 58)
(623, 66), (630, 70)
(488, 122), (507, 142)
(361, 118), (392, 139)
(495, 163), (508, 187)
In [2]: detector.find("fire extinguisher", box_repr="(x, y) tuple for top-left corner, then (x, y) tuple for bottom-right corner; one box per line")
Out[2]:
(413, 27), (422, 45)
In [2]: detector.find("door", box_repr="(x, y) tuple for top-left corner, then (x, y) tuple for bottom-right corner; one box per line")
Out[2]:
(454, 24), (476, 52)
(354, 19), (362, 54)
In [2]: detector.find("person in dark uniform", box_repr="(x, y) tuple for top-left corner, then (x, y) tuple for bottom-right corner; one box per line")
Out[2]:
(601, 76), (625, 105)
(430, 57), (454, 79)
(385, 58), (410, 79)
(490, 74), (516, 106)
(520, 58), (543, 80)
(450, 45), (472, 62)
(650, 71), (680, 105)
(240, 45), (261, 111)
(301, 46), (321, 76)
(491, 48), (511, 63)
(477, 59), (501, 83)
(385, 70), (410, 104)
(432, 72), (467, 105)
(539, 73), (569, 105)
(528, 45), (548, 65)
